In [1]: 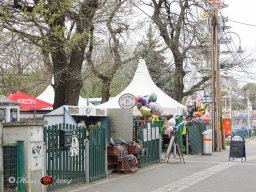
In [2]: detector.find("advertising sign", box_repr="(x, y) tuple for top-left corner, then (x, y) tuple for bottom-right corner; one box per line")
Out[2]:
(118, 93), (136, 108)
(223, 118), (232, 137)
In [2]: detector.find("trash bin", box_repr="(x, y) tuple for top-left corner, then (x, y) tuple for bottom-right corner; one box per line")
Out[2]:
(202, 129), (212, 155)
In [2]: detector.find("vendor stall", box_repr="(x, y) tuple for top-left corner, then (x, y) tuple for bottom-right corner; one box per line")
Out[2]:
(44, 105), (107, 128)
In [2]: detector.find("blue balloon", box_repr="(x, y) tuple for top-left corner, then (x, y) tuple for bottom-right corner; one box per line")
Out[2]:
(141, 95), (150, 106)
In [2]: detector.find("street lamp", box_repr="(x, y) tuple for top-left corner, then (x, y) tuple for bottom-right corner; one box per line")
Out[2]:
(220, 31), (243, 54)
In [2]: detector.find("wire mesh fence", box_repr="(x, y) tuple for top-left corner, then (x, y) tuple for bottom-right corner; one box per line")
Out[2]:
(3, 145), (17, 192)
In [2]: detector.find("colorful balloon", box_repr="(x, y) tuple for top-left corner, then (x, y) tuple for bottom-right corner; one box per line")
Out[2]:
(136, 96), (142, 104)
(194, 110), (204, 117)
(149, 102), (163, 116)
(152, 114), (159, 121)
(141, 95), (150, 106)
(199, 103), (208, 111)
(140, 106), (151, 117)
(149, 93), (157, 102)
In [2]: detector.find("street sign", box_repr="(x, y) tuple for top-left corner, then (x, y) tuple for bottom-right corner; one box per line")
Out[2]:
(229, 135), (246, 161)
(118, 93), (136, 108)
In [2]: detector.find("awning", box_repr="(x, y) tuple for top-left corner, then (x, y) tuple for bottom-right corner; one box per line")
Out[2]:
(7, 91), (53, 111)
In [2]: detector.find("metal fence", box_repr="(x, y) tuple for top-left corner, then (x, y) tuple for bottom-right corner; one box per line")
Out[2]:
(44, 124), (86, 191)
(232, 128), (256, 138)
(89, 125), (106, 182)
(3, 145), (17, 192)
(135, 122), (160, 167)
(44, 123), (107, 191)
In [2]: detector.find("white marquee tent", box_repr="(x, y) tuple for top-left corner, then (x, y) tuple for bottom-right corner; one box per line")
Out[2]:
(37, 84), (94, 108)
(96, 59), (186, 115)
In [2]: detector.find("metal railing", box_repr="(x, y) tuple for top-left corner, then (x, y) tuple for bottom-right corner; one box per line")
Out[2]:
(232, 128), (256, 139)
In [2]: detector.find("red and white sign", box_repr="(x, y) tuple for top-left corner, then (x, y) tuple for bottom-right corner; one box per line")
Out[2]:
(223, 118), (232, 137)
(118, 93), (136, 108)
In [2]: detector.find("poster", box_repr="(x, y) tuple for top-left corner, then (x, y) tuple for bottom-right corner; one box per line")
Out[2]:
(69, 136), (79, 156)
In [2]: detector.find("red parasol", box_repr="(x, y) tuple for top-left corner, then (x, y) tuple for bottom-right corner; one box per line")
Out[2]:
(7, 91), (52, 111)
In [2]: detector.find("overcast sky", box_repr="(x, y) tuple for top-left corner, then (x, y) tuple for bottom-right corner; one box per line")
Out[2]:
(222, 0), (256, 84)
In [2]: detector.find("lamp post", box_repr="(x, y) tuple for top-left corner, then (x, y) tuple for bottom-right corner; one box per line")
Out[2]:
(219, 30), (243, 147)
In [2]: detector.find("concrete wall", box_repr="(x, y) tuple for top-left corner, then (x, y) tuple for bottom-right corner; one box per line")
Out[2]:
(3, 120), (45, 192)
(107, 108), (133, 142)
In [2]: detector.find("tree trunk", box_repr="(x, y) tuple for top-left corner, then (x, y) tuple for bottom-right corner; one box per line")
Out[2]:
(101, 80), (111, 103)
(51, 43), (68, 109)
(174, 64), (185, 103)
(66, 49), (85, 106)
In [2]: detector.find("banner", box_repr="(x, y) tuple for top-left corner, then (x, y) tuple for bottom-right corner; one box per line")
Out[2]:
(223, 118), (232, 136)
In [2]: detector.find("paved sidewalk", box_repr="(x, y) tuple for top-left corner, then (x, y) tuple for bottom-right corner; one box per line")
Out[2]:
(55, 137), (256, 192)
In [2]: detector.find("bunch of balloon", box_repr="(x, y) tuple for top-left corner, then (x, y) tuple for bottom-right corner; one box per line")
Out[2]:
(136, 93), (163, 121)
(193, 103), (208, 117)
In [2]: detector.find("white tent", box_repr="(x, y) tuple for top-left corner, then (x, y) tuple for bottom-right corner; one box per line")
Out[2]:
(37, 84), (94, 108)
(96, 59), (186, 115)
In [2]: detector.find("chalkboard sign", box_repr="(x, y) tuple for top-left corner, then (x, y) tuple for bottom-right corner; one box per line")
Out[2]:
(229, 135), (246, 161)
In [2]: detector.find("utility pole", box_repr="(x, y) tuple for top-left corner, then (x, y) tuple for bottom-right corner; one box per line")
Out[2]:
(209, 1), (222, 152)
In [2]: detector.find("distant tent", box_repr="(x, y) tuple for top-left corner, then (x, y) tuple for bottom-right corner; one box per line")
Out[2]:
(97, 59), (186, 115)
(7, 91), (52, 111)
(37, 83), (94, 108)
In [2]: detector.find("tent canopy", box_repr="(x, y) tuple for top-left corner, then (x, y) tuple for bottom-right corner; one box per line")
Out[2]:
(37, 84), (94, 108)
(97, 59), (186, 115)
(7, 91), (52, 111)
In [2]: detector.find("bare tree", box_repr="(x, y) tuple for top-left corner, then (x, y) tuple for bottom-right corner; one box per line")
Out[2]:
(135, 0), (209, 102)
(86, 0), (138, 103)
(0, 31), (48, 95)
(0, 0), (99, 109)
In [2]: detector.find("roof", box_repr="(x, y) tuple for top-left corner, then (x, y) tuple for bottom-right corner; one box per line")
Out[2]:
(96, 59), (186, 115)
(0, 95), (20, 106)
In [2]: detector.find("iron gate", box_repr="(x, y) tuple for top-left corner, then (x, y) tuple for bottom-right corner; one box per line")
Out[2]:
(89, 125), (106, 182)
(135, 122), (160, 167)
(44, 124), (86, 191)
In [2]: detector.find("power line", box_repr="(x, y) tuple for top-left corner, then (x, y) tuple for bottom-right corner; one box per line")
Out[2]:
(229, 20), (256, 28)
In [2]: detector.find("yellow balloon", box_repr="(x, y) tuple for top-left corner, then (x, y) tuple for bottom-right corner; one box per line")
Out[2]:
(140, 106), (151, 117)
(152, 115), (159, 121)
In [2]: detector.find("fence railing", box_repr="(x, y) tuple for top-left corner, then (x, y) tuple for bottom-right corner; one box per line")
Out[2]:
(232, 128), (256, 139)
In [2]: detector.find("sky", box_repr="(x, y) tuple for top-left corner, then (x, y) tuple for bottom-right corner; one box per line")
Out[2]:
(222, 0), (256, 84)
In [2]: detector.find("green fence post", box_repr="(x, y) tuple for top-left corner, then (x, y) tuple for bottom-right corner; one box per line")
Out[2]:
(16, 140), (25, 192)
(85, 138), (89, 183)
(0, 121), (3, 192)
